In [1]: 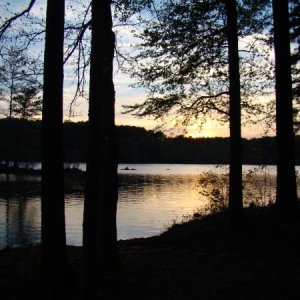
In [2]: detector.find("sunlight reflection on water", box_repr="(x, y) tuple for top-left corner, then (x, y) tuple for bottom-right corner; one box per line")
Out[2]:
(0, 164), (299, 249)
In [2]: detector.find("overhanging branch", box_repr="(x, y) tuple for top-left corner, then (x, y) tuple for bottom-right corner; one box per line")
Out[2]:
(0, 0), (37, 40)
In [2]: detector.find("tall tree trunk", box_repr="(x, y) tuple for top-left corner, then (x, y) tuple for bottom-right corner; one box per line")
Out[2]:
(272, 0), (298, 212)
(225, 0), (244, 224)
(82, 0), (119, 297)
(9, 77), (13, 119)
(41, 0), (72, 297)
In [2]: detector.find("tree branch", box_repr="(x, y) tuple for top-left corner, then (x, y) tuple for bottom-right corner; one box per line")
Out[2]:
(0, 0), (37, 40)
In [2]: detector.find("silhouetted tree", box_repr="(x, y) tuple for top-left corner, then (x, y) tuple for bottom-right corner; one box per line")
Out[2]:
(13, 86), (42, 119)
(290, 0), (300, 132)
(82, 0), (119, 297)
(272, 0), (298, 212)
(0, 46), (41, 118)
(0, 10), (42, 170)
(122, 0), (269, 222)
(41, 0), (72, 297)
(123, 1), (273, 124)
(225, 0), (244, 223)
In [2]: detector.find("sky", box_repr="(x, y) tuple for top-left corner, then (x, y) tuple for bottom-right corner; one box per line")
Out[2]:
(1, 0), (276, 139)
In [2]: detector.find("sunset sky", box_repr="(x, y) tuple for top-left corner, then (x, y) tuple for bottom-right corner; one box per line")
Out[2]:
(2, 1), (276, 139)
(66, 68), (273, 139)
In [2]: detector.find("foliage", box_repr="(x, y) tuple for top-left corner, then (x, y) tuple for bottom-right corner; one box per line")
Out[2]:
(199, 165), (276, 214)
(243, 165), (276, 206)
(199, 168), (229, 214)
(0, 46), (42, 119)
(290, 0), (300, 132)
(12, 86), (42, 119)
(1, 119), (300, 165)
(122, 0), (274, 129)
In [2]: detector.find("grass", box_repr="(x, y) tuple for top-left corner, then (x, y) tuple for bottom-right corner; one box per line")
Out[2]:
(1, 205), (300, 299)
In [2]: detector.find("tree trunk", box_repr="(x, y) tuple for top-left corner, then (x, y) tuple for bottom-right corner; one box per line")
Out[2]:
(41, 0), (72, 297)
(9, 77), (13, 119)
(82, 0), (119, 297)
(272, 0), (298, 212)
(225, 0), (244, 224)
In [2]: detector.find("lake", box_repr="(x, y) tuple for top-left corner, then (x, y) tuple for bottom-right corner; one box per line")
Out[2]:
(0, 164), (299, 249)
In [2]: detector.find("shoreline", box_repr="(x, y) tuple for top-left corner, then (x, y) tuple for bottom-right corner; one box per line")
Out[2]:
(1, 205), (300, 299)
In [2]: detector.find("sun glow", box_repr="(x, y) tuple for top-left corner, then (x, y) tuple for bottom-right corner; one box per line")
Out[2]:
(185, 121), (229, 138)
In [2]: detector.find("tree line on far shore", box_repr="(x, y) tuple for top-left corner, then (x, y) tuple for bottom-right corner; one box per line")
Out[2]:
(0, 118), (299, 166)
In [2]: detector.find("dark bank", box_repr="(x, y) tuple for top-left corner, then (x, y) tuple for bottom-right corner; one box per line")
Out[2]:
(1, 205), (300, 300)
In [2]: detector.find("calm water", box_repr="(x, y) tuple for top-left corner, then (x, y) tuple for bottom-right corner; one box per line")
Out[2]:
(0, 164), (299, 249)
